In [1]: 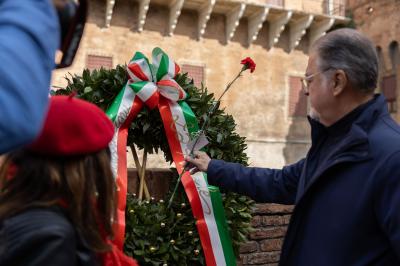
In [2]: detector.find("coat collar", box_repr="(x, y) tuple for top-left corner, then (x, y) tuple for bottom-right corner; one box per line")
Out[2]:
(296, 94), (387, 203)
(308, 94), (387, 139)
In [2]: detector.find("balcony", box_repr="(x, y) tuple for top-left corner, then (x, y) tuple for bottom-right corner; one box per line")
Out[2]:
(104, 0), (349, 51)
(302, 0), (346, 17)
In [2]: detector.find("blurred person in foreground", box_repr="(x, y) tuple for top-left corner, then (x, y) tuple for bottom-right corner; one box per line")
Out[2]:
(0, 96), (138, 266)
(0, 0), (86, 154)
(187, 28), (400, 265)
(0, 0), (59, 153)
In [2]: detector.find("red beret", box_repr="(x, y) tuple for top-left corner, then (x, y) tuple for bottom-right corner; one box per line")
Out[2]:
(29, 96), (114, 156)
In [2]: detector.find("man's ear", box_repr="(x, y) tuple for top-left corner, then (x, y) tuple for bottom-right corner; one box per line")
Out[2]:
(332, 69), (347, 96)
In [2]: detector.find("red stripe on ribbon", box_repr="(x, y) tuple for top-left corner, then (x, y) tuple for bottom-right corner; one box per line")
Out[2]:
(158, 98), (217, 266)
(157, 79), (179, 90)
(174, 63), (180, 77)
(113, 97), (143, 249)
(128, 63), (149, 81)
(144, 91), (160, 110)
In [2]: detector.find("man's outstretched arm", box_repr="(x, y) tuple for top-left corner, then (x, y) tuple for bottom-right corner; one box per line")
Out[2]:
(186, 151), (304, 204)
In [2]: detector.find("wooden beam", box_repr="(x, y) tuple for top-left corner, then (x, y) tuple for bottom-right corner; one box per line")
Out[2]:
(267, 10), (292, 49)
(168, 0), (185, 36)
(248, 7), (269, 46)
(198, 0), (215, 40)
(289, 14), (314, 52)
(225, 3), (246, 43)
(138, 0), (151, 32)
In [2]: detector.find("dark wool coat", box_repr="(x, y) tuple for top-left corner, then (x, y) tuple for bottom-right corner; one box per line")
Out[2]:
(208, 94), (400, 265)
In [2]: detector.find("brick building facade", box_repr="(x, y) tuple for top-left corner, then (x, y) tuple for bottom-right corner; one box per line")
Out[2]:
(51, 1), (348, 264)
(347, 0), (400, 120)
(52, 0), (347, 169)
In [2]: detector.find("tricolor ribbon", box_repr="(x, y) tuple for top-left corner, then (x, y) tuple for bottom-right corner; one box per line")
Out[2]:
(106, 48), (235, 266)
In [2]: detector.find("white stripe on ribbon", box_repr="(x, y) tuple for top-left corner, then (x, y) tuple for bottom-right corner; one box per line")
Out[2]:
(168, 101), (227, 266)
(109, 85), (137, 178)
(153, 53), (163, 71)
(168, 57), (175, 76)
(136, 82), (157, 103)
(159, 83), (180, 102)
(109, 128), (119, 178)
(127, 58), (153, 82)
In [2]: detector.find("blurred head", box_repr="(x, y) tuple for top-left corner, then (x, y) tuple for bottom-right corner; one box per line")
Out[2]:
(0, 149), (115, 252)
(0, 95), (115, 252)
(304, 28), (378, 125)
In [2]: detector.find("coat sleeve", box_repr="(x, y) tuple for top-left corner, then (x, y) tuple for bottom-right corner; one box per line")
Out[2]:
(207, 159), (305, 204)
(374, 151), (400, 260)
(0, 210), (78, 266)
(0, 0), (59, 153)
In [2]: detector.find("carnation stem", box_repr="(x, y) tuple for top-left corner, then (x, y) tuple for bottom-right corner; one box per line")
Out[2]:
(167, 68), (245, 208)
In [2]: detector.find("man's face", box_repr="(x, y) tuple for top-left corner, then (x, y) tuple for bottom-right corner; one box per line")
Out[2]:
(305, 53), (334, 121)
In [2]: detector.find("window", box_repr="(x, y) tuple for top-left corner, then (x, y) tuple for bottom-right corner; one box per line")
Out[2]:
(376, 46), (385, 74)
(288, 76), (307, 117)
(86, 55), (113, 70)
(389, 41), (399, 72)
(381, 75), (397, 113)
(180, 64), (204, 88)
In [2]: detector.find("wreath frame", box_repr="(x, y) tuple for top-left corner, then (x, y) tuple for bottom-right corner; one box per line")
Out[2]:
(55, 66), (254, 265)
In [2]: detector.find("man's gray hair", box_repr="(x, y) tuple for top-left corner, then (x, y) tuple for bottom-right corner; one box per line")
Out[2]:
(312, 28), (378, 93)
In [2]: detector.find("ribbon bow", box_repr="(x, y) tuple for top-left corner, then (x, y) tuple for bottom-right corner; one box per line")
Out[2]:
(107, 48), (236, 266)
(126, 48), (186, 109)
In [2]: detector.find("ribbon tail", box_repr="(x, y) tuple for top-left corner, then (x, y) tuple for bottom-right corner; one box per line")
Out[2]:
(158, 97), (236, 266)
(107, 86), (143, 250)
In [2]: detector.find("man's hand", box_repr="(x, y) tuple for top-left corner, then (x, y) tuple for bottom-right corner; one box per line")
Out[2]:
(185, 151), (211, 173)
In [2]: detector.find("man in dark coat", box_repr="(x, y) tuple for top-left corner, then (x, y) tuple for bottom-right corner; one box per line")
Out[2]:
(186, 28), (400, 265)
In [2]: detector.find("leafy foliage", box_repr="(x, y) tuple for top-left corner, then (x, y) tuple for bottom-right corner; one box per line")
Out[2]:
(56, 66), (254, 265)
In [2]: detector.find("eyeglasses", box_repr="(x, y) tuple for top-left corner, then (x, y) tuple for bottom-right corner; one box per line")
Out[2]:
(300, 68), (333, 94)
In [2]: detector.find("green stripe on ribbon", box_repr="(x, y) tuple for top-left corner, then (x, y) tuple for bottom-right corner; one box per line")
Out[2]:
(132, 51), (147, 62)
(153, 48), (169, 82)
(129, 81), (148, 94)
(179, 101), (199, 139)
(209, 185), (237, 266)
(178, 101), (236, 266)
(106, 85), (126, 122)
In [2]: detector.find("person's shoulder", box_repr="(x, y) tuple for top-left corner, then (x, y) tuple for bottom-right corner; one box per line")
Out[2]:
(369, 114), (400, 150)
(1, 207), (75, 243)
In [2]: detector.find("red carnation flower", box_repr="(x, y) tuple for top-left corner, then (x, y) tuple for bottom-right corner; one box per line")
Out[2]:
(241, 57), (256, 73)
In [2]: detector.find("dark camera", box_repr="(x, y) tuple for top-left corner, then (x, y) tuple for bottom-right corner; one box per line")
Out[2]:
(54, 0), (88, 69)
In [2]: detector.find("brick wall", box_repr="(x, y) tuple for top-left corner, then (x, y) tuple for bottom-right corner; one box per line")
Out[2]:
(348, 0), (400, 121)
(238, 204), (293, 266)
